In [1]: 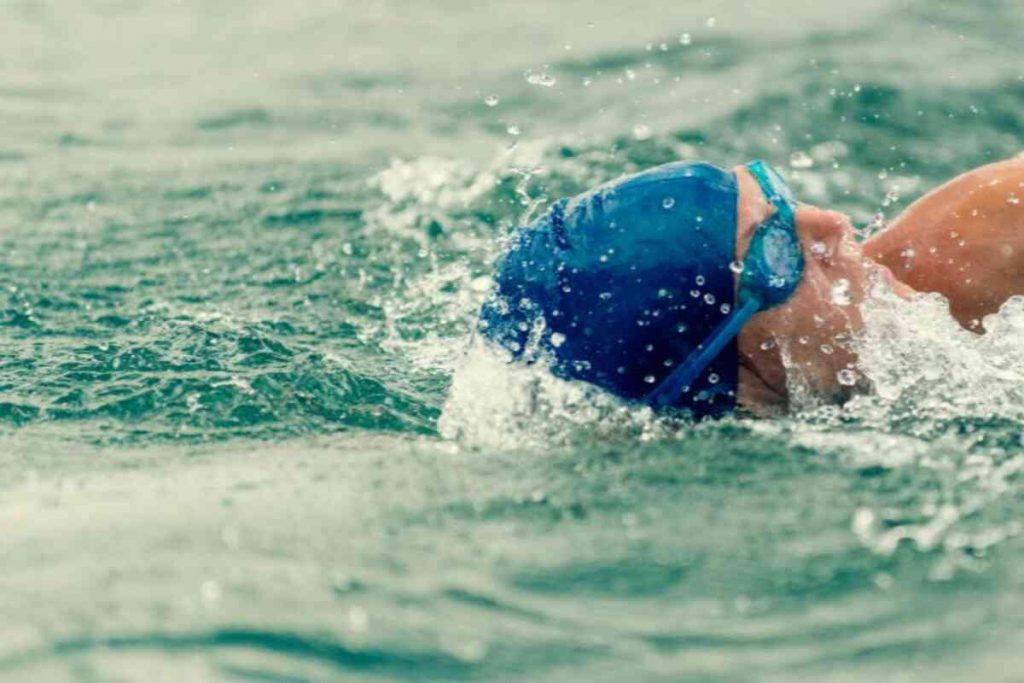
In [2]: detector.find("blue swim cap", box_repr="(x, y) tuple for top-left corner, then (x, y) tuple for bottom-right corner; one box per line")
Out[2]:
(478, 161), (739, 417)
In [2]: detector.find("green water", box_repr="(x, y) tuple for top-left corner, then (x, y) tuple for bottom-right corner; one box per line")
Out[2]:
(3, 0), (1024, 680)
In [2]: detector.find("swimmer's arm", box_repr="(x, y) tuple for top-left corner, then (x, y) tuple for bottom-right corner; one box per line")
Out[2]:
(864, 156), (1024, 330)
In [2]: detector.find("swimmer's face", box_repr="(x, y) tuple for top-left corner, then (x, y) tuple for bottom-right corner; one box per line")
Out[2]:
(732, 167), (888, 410)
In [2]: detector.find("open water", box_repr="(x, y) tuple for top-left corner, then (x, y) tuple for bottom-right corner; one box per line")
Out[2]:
(3, 0), (1024, 680)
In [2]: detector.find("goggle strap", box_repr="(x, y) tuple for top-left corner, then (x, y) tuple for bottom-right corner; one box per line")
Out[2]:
(644, 296), (762, 409)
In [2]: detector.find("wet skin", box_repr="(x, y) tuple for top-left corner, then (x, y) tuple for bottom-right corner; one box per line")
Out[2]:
(864, 156), (1024, 331)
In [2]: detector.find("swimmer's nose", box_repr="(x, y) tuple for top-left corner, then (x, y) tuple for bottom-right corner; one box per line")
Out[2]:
(795, 206), (852, 263)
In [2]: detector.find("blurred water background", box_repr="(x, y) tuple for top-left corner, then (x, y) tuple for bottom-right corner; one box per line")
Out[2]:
(3, 0), (1024, 679)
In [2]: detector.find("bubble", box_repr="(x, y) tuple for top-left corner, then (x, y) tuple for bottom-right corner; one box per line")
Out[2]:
(760, 339), (776, 351)
(657, 288), (670, 298)
(878, 168), (889, 180)
(703, 293), (716, 305)
(549, 332), (566, 348)
(679, 33), (692, 45)
(484, 95), (500, 107)
(706, 16), (717, 27)
(676, 323), (688, 333)
(644, 375), (657, 384)
(707, 372), (720, 384)
(695, 275), (706, 286)
(662, 196), (676, 210)
(789, 151), (814, 169)
(810, 240), (828, 258)
(882, 189), (900, 207)
(690, 289), (701, 298)
(837, 368), (857, 386)
(729, 260), (745, 274)
(599, 291), (612, 300)
(525, 71), (557, 87)
(720, 303), (731, 314)
(1009, 194), (1021, 205)
(633, 123), (651, 140)
(820, 344), (834, 355)
(831, 278), (852, 306)
(664, 358), (674, 367)
(506, 124), (521, 136)
(582, 77), (593, 87)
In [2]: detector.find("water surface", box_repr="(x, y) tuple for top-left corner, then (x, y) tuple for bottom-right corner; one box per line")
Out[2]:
(3, 0), (1024, 680)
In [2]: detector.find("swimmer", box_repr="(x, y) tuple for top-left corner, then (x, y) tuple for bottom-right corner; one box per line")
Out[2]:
(476, 155), (1024, 417)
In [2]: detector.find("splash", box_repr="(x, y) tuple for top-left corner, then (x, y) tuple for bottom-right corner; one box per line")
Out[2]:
(439, 340), (676, 450)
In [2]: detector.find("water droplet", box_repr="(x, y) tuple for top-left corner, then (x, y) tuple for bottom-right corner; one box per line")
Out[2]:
(644, 375), (656, 384)
(789, 151), (814, 169)
(662, 196), (676, 210)
(200, 580), (221, 607)
(549, 332), (566, 348)
(729, 260), (745, 274)
(525, 71), (557, 87)
(831, 278), (852, 306)
(679, 33), (692, 45)
(484, 95), (500, 107)
(633, 123), (651, 140)
(703, 293), (716, 305)
(348, 606), (369, 632)
(867, 212), (886, 232)
(506, 124), (521, 136)
(837, 368), (857, 386)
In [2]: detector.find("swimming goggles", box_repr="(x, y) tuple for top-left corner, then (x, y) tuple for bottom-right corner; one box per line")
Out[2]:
(645, 160), (804, 408)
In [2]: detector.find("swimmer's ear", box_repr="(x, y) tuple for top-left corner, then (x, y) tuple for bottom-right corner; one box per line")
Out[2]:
(795, 207), (850, 263)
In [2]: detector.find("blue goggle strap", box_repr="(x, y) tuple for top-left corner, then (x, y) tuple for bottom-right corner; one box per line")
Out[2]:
(746, 159), (795, 220)
(645, 295), (761, 409)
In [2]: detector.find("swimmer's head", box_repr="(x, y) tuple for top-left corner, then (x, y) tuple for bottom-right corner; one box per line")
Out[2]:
(479, 161), (741, 417)
(478, 159), (880, 417)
